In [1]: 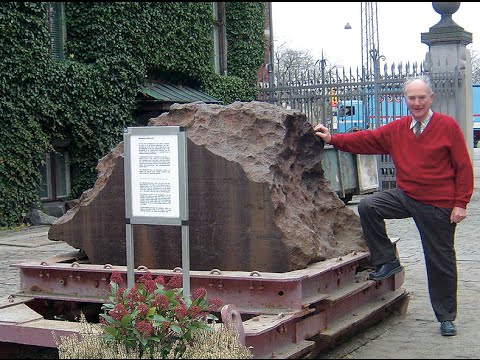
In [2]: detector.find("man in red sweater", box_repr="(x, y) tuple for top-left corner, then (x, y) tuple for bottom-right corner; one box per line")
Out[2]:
(314, 76), (473, 337)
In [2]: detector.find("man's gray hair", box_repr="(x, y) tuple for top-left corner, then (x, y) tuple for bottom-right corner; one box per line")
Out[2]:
(403, 76), (434, 95)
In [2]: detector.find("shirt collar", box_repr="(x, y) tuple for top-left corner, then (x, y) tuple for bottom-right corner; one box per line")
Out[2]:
(410, 109), (433, 129)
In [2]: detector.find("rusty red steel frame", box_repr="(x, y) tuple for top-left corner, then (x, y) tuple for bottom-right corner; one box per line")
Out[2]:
(0, 247), (408, 359)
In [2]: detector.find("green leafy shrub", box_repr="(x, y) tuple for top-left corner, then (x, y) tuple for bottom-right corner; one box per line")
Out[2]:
(99, 271), (223, 358)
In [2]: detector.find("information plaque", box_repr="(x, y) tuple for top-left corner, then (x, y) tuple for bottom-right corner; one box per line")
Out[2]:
(123, 126), (190, 294)
(124, 126), (188, 225)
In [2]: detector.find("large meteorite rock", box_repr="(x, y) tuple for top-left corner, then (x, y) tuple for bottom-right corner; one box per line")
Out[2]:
(49, 101), (366, 272)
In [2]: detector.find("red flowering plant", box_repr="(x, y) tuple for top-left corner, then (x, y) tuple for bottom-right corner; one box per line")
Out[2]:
(99, 271), (223, 358)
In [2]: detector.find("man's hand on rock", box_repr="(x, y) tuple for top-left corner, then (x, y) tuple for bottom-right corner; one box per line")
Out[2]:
(314, 124), (332, 143)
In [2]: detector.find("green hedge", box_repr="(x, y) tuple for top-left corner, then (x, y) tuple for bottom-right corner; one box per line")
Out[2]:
(0, 2), (266, 227)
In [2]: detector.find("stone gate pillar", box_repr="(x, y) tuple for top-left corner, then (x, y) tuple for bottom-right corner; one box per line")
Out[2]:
(421, 2), (474, 161)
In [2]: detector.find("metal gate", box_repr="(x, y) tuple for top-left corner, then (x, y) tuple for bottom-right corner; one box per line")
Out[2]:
(257, 58), (461, 190)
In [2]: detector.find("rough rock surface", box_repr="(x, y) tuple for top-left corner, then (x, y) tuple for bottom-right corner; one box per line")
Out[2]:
(49, 101), (366, 272)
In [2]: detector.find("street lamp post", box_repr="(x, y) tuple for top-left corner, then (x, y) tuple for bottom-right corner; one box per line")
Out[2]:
(317, 51), (339, 132)
(316, 53), (327, 128)
(370, 47), (385, 130)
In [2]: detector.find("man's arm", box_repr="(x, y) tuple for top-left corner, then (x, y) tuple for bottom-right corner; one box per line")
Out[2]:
(450, 121), (474, 210)
(313, 122), (390, 155)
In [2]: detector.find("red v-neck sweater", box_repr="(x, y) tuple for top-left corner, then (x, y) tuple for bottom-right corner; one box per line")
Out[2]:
(330, 112), (474, 209)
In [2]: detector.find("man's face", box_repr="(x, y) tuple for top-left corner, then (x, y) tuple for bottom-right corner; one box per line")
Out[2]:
(405, 80), (433, 120)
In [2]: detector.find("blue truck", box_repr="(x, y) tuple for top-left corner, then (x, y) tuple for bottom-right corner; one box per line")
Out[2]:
(334, 96), (409, 133)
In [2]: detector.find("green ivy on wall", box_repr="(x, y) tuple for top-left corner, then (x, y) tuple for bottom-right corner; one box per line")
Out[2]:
(0, 2), (266, 227)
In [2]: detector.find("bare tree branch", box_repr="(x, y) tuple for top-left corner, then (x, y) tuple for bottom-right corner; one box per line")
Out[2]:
(470, 48), (480, 84)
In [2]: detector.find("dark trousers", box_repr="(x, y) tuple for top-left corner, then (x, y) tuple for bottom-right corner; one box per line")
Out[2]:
(357, 188), (457, 322)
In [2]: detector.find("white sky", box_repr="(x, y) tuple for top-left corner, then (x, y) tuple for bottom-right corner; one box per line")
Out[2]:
(272, 2), (480, 71)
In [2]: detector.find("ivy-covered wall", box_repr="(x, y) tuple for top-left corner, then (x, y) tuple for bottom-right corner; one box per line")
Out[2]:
(0, 2), (266, 228)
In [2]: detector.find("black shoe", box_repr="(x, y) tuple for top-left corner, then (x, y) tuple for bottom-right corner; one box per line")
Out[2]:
(440, 321), (456, 336)
(368, 259), (403, 281)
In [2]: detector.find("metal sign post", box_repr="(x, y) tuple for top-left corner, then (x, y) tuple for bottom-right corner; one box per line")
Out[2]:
(123, 126), (190, 296)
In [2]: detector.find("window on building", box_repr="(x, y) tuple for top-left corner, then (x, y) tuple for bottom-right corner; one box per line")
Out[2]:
(47, 2), (66, 60)
(39, 151), (71, 201)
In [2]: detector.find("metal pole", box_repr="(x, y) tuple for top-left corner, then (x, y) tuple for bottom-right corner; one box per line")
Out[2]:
(371, 47), (385, 190)
(372, 48), (381, 130)
(268, 1), (275, 92)
(371, 48), (385, 129)
(182, 225), (190, 297)
(123, 128), (135, 290)
(180, 128), (190, 297)
(321, 50), (326, 127)
(126, 223), (135, 289)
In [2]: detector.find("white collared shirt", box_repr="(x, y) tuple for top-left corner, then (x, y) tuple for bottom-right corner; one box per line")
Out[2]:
(410, 109), (433, 135)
